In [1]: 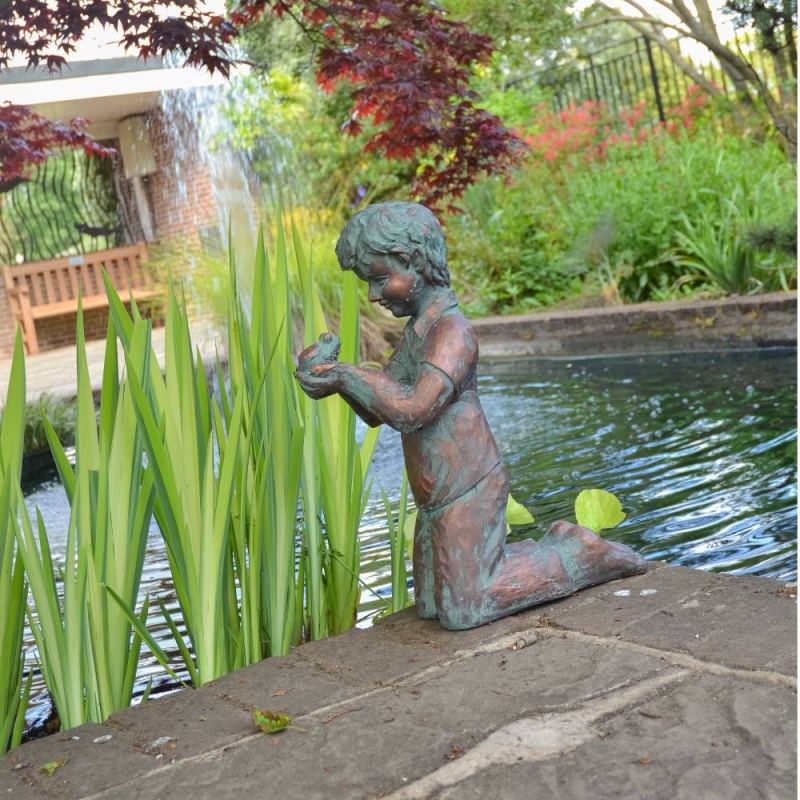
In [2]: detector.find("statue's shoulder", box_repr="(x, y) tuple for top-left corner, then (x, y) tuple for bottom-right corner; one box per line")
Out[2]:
(437, 306), (477, 341)
(425, 307), (478, 370)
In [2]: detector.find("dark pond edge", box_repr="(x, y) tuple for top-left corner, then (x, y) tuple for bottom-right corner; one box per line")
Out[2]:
(472, 291), (797, 359)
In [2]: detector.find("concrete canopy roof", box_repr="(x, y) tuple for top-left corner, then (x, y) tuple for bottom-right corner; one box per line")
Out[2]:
(0, 57), (225, 139)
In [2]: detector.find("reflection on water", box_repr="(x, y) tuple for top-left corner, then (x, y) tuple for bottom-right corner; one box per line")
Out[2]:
(21, 348), (798, 729)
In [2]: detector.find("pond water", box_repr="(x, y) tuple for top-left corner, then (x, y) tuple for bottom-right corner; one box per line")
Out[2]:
(21, 347), (797, 730)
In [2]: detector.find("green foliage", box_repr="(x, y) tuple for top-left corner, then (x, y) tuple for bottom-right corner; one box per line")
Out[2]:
(381, 472), (412, 614)
(0, 332), (30, 754)
(22, 394), (77, 454)
(674, 184), (792, 295)
(0, 216), (382, 750)
(506, 495), (535, 526)
(223, 71), (412, 216)
(575, 489), (626, 533)
(0, 392), (77, 457)
(446, 174), (585, 315)
(745, 212), (798, 256)
(222, 225), (304, 664)
(449, 120), (796, 313)
(557, 128), (795, 302)
(13, 309), (155, 731)
(294, 226), (381, 637)
(104, 217), (377, 686)
(105, 276), (245, 688)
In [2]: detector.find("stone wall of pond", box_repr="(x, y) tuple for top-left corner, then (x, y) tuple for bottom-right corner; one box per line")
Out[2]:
(472, 292), (797, 359)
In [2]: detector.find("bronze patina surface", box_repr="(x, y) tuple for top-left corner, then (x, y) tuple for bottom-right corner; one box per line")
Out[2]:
(295, 201), (647, 630)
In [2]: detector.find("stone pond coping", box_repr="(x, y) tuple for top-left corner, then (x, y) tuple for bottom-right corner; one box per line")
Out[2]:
(471, 291), (797, 358)
(2, 562), (795, 799)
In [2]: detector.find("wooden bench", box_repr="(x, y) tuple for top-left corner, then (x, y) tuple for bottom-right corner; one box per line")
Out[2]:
(2, 243), (159, 355)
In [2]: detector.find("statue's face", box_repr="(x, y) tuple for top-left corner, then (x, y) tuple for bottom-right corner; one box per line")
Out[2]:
(354, 258), (422, 318)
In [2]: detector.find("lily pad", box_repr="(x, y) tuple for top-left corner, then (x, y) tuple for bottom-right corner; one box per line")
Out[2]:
(506, 495), (534, 527)
(252, 709), (291, 734)
(575, 489), (626, 533)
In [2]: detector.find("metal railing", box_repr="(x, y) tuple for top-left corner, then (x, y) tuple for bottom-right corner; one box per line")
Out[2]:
(0, 148), (131, 265)
(527, 33), (786, 126)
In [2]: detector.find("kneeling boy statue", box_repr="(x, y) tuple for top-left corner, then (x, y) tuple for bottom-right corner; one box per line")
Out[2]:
(295, 201), (647, 630)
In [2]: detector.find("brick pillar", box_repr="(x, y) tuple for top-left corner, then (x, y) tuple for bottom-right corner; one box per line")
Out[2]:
(0, 270), (18, 358)
(146, 104), (220, 248)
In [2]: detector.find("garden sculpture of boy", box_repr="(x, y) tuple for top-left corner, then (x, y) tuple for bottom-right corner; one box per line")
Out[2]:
(295, 201), (647, 630)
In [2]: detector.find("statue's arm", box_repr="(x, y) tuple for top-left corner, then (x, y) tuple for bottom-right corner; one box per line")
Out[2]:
(296, 361), (453, 433)
(339, 391), (383, 428)
(336, 363), (454, 433)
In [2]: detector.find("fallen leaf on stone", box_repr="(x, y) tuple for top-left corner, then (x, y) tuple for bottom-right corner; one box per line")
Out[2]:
(38, 758), (68, 776)
(253, 709), (291, 734)
(272, 690), (287, 697)
(446, 745), (467, 761)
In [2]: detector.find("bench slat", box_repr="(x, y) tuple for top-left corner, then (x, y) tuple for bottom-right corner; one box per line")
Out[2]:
(54, 266), (70, 303)
(30, 289), (160, 319)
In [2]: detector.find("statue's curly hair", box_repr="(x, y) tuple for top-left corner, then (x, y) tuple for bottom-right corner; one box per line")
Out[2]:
(335, 201), (450, 288)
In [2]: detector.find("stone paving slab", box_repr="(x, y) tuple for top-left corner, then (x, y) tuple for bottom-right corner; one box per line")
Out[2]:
(530, 561), (798, 676)
(1, 564), (795, 800)
(435, 674), (796, 800)
(0, 323), (221, 404)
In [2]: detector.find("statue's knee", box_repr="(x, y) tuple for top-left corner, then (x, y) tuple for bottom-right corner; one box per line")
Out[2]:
(435, 596), (485, 630)
(438, 611), (474, 631)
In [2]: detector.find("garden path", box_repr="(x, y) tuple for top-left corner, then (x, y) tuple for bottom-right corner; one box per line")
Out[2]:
(0, 322), (222, 404)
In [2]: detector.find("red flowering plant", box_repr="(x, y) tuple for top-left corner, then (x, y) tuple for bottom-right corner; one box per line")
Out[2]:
(522, 86), (711, 171)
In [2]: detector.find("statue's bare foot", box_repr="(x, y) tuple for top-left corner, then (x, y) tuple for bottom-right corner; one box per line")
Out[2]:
(542, 520), (647, 590)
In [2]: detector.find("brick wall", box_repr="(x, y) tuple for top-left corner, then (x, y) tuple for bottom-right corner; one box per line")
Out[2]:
(0, 102), (218, 359)
(33, 307), (113, 351)
(0, 271), (17, 357)
(146, 106), (219, 246)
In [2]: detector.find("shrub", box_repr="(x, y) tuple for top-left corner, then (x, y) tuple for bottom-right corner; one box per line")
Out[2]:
(447, 90), (796, 311)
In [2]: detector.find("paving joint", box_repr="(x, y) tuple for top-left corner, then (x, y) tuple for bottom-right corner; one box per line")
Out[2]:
(535, 628), (798, 690)
(384, 669), (691, 800)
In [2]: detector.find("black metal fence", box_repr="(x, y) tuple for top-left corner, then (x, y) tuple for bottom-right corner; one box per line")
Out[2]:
(532, 34), (779, 127)
(0, 148), (128, 265)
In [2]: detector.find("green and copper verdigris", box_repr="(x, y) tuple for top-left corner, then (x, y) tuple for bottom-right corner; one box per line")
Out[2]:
(294, 201), (647, 630)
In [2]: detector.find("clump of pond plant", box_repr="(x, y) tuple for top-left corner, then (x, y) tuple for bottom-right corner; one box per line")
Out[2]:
(12, 307), (157, 731)
(103, 218), (377, 686)
(3, 216), (381, 743)
(0, 332), (31, 755)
